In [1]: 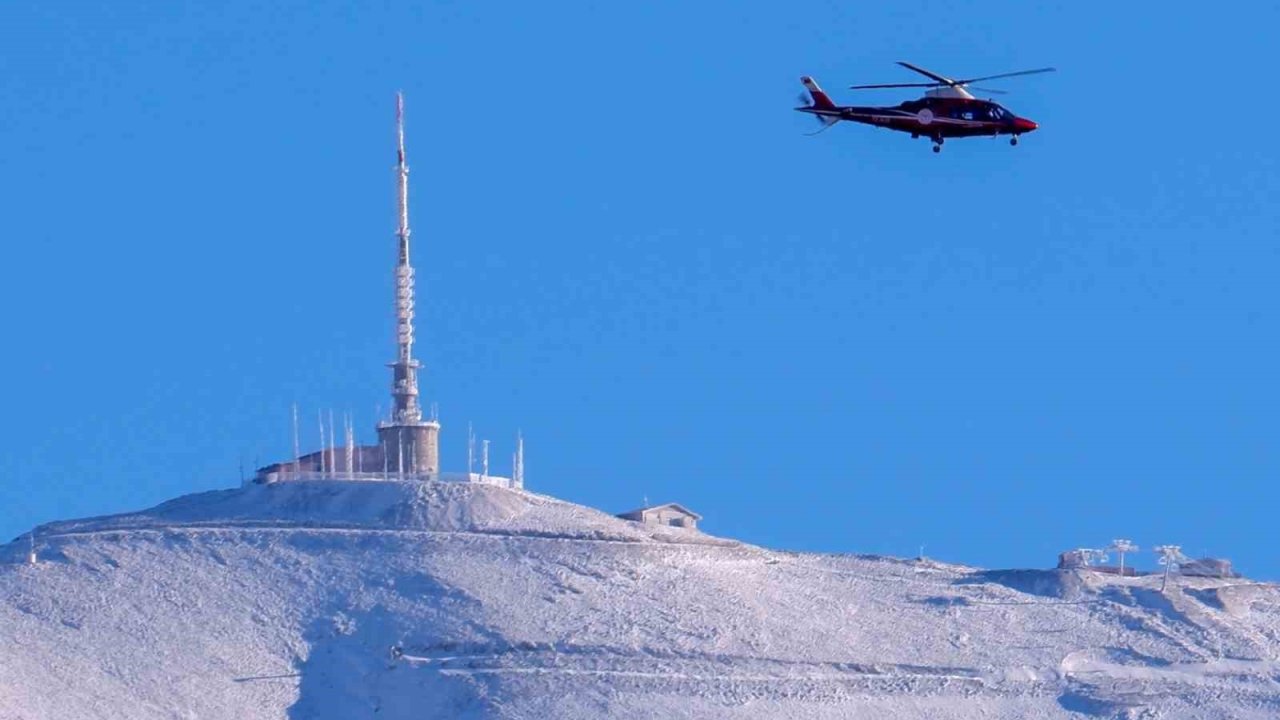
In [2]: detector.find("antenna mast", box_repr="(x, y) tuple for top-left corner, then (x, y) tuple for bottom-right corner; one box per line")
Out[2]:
(376, 92), (441, 476)
(391, 91), (421, 423)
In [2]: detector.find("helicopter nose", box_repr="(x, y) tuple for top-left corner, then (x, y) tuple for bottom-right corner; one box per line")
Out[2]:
(1013, 117), (1038, 132)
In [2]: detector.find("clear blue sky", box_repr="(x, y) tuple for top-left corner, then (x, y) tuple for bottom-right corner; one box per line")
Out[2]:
(3, 2), (1279, 576)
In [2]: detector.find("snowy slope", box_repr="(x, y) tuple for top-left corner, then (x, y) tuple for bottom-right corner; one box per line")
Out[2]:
(2, 480), (1278, 719)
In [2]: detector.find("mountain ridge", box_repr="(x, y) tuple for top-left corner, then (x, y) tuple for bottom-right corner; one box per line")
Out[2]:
(2, 480), (1278, 719)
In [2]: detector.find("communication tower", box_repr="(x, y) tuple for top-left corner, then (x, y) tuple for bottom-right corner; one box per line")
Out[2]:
(376, 93), (441, 475)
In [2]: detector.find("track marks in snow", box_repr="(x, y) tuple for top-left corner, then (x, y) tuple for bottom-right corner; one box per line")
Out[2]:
(33, 523), (733, 552)
(392, 641), (1003, 701)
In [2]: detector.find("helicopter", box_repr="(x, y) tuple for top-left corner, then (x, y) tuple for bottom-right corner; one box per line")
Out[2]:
(795, 62), (1055, 153)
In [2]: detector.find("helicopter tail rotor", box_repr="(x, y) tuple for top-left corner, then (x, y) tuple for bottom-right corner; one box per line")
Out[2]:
(796, 90), (840, 135)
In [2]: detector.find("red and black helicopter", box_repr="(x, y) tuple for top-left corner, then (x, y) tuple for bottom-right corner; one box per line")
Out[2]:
(796, 62), (1055, 152)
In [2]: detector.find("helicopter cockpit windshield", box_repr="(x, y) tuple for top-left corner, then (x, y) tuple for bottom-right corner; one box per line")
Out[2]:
(951, 104), (1014, 122)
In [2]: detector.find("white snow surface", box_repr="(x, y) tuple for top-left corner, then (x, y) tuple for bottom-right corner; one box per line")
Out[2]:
(2, 479), (1279, 719)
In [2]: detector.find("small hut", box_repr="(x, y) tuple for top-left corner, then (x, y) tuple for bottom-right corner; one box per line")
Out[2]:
(617, 503), (701, 530)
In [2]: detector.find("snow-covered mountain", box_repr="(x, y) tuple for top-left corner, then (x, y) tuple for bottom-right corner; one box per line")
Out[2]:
(2, 480), (1278, 719)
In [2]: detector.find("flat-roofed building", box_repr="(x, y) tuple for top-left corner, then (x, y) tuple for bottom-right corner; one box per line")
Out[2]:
(617, 503), (701, 530)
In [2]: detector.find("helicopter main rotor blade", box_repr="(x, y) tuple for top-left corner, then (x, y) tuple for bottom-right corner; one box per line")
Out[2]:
(970, 86), (1008, 95)
(849, 81), (941, 89)
(955, 67), (1057, 84)
(896, 61), (956, 86)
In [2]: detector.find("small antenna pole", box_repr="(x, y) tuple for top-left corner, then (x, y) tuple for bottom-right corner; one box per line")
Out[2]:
(345, 412), (355, 476)
(318, 410), (327, 474)
(375, 405), (383, 476)
(481, 439), (490, 481)
(27, 533), (36, 565)
(356, 414), (364, 475)
(512, 431), (524, 489)
(292, 403), (301, 474)
(328, 409), (337, 477)
(467, 422), (475, 478)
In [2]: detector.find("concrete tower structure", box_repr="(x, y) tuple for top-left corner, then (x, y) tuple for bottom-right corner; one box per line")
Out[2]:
(376, 93), (440, 475)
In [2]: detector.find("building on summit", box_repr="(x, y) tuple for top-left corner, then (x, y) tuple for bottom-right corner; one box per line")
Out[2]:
(617, 503), (701, 530)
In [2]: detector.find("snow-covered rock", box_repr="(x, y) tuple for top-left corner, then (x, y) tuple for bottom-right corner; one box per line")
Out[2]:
(1, 480), (1278, 719)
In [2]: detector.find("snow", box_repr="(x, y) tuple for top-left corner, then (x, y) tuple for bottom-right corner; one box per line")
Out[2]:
(1, 479), (1278, 718)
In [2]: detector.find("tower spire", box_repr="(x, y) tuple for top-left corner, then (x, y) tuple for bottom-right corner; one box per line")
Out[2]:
(378, 92), (440, 476)
(394, 91), (417, 371)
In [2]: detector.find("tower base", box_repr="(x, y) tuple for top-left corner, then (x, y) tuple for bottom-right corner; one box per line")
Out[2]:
(377, 421), (441, 475)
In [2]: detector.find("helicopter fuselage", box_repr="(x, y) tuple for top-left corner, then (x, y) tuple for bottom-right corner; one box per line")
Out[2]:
(804, 96), (1038, 140)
